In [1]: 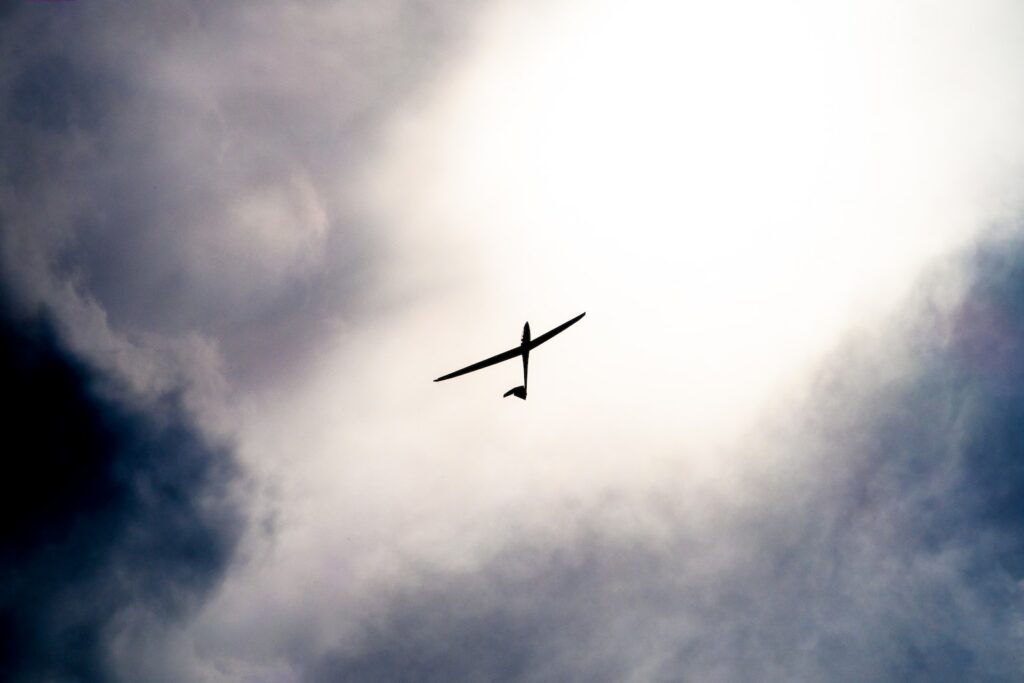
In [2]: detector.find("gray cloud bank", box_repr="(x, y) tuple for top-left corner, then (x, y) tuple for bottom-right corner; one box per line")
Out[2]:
(0, 294), (243, 683)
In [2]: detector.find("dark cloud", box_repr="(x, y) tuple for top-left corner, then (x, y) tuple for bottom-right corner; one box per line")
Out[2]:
(0, 291), (243, 683)
(305, 239), (1024, 682)
(8, 55), (99, 131)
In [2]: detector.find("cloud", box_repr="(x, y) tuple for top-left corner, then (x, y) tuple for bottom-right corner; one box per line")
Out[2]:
(0, 293), (243, 683)
(179, 2), (1024, 679)
(0, 2), (493, 681)
(3, 1), (1024, 681)
(0, 0), (481, 389)
(299, 238), (1024, 682)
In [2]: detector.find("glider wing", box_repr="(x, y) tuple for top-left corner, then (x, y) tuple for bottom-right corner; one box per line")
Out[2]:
(434, 345), (523, 382)
(528, 312), (586, 349)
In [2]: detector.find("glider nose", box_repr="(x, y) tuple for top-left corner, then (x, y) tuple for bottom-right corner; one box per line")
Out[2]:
(503, 386), (527, 400)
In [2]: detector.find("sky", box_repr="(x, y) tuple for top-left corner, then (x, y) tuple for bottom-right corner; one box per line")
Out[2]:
(2, 0), (1024, 681)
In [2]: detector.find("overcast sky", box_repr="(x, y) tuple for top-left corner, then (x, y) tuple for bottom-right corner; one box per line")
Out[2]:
(2, 1), (1024, 681)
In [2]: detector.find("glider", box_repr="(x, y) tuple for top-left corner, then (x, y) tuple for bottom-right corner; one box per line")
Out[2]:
(434, 312), (586, 400)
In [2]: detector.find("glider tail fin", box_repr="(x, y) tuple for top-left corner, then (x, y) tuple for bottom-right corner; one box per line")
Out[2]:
(503, 386), (527, 400)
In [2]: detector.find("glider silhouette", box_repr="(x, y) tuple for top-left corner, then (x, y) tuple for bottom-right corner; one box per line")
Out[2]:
(434, 312), (586, 400)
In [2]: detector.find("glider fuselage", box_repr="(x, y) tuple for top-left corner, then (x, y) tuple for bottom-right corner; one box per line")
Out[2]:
(520, 322), (530, 392)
